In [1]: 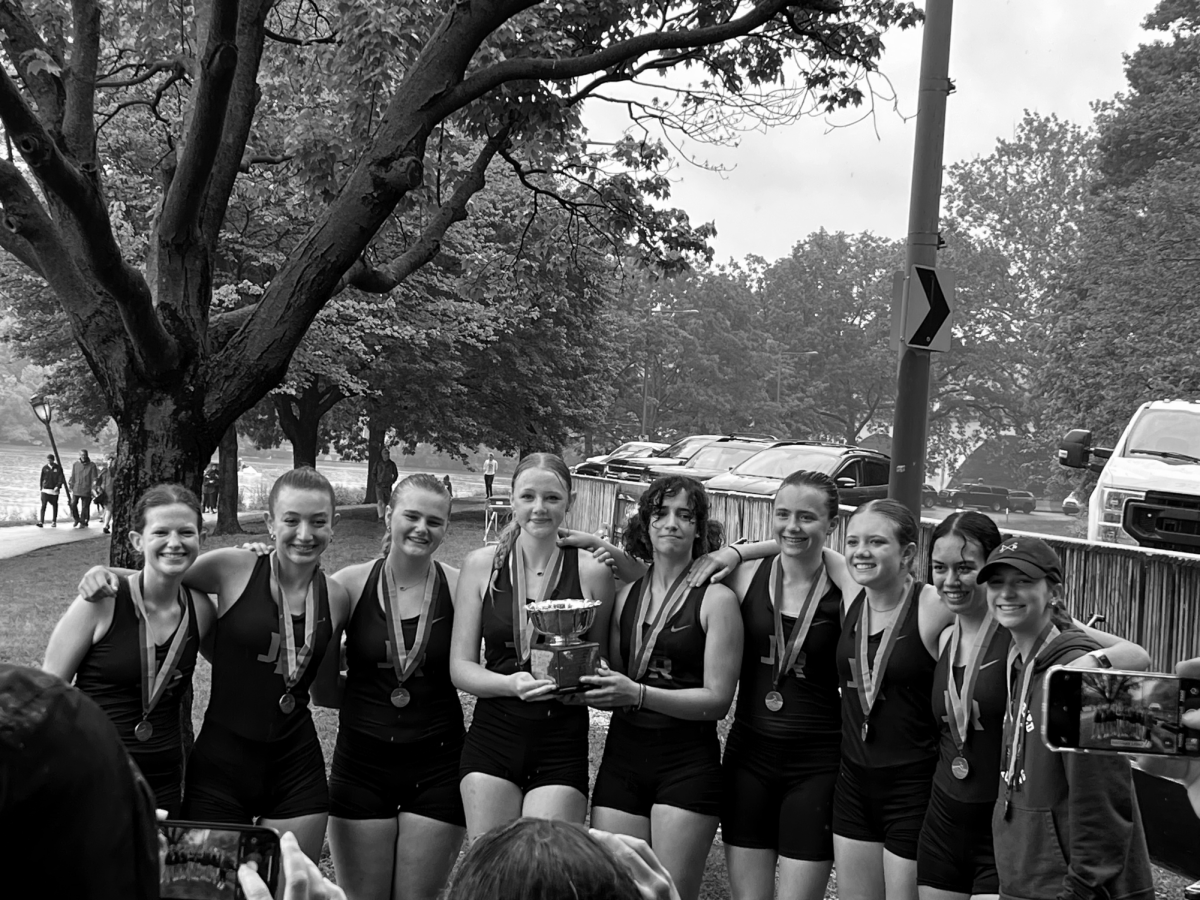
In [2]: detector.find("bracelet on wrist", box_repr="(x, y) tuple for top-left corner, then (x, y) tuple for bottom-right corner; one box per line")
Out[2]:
(731, 545), (744, 564)
(636, 683), (647, 711)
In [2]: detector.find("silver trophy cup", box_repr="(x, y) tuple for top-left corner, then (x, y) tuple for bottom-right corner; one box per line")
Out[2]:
(526, 598), (602, 693)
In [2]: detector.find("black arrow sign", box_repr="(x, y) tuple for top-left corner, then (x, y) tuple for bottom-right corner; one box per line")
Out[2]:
(909, 267), (949, 346)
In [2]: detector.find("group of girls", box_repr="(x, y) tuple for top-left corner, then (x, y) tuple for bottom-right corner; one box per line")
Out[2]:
(44, 453), (1156, 900)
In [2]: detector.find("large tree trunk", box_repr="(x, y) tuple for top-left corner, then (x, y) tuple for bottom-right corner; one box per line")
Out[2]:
(214, 424), (243, 534)
(363, 414), (386, 503)
(275, 394), (319, 469)
(109, 392), (216, 568)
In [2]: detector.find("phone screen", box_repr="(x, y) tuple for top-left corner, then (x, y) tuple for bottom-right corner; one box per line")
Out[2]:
(159, 821), (280, 900)
(1045, 667), (1200, 757)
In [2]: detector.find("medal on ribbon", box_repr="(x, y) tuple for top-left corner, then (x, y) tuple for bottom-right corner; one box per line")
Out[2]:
(1001, 622), (1059, 816)
(629, 564), (694, 681)
(944, 614), (1000, 779)
(849, 580), (916, 742)
(128, 574), (191, 742)
(765, 558), (828, 714)
(271, 555), (318, 714)
(510, 545), (563, 664)
(381, 561), (439, 709)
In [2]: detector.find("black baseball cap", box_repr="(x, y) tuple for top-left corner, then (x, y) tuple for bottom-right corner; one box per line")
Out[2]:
(979, 535), (1063, 584)
(46, 453), (55, 461)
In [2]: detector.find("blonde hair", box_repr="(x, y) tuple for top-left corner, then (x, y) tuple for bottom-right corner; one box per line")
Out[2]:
(382, 474), (452, 556)
(490, 453), (571, 588)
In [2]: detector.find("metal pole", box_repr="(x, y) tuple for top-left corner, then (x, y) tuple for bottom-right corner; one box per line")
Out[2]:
(776, 352), (783, 404)
(641, 338), (651, 441)
(888, 0), (954, 518)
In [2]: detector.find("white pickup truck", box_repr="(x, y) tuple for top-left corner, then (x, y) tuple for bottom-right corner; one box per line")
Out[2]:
(1058, 399), (1200, 554)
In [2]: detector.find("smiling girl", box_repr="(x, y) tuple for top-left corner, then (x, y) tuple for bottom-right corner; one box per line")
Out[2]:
(980, 537), (1153, 900)
(45, 484), (214, 815)
(76, 466), (351, 860)
(451, 453), (615, 838)
(582, 474), (741, 900)
(315, 474), (465, 900)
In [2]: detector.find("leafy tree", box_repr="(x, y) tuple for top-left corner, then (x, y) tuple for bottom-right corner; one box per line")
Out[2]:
(0, 0), (918, 563)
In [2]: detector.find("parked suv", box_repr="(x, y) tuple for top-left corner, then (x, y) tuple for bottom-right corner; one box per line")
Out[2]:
(704, 442), (890, 507)
(571, 441), (667, 477)
(1008, 490), (1037, 514)
(607, 433), (776, 482)
(944, 483), (1010, 512)
(642, 438), (778, 483)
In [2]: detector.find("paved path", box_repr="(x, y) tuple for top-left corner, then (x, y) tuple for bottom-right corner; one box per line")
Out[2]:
(0, 522), (107, 560)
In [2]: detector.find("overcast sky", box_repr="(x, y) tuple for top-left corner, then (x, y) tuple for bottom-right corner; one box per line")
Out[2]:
(584, 0), (1161, 264)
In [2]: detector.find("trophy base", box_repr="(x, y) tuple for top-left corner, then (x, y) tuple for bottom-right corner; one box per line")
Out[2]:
(530, 641), (600, 694)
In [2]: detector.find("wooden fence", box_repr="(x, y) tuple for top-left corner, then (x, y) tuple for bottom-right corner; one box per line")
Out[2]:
(567, 476), (1200, 670)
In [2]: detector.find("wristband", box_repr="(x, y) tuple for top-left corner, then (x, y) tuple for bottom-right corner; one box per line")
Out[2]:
(636, 684), (646, 711)
(731, 545), (744, 564)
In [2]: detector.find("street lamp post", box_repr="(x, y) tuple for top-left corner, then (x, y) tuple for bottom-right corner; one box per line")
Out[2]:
(29, 395), (73, 521)
(776, 350), (820, 403)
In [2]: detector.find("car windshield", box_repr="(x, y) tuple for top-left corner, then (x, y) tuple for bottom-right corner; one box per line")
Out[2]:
(730, 447), (840, 479)
(662, 436), (714, 459)
(686, 445), (763, 470)
(1124, 408), (1200, 461)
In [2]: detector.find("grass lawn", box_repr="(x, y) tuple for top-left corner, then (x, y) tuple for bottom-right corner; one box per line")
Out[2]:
(0, 508), (1187, 898)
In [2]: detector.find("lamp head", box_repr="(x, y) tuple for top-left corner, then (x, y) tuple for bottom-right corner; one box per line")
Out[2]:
(29, 395), (52, 425)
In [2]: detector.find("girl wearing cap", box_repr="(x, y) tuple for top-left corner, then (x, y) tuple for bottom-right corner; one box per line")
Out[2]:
(315, 473), (464, 900)
(982, 535), (1154, 900)
(45, 484), (215, 815)
(918, 514), (1149, 900)
(577, 474), (741, 900)
(451, 453), (615, 838)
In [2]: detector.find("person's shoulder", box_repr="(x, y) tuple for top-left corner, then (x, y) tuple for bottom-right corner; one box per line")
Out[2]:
(461, 546), (498, 576)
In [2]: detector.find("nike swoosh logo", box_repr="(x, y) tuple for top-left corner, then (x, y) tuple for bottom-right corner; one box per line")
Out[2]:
(979, 659), (999, 670)
(669, 623), (691, 633)
(431, 617), (446, 625)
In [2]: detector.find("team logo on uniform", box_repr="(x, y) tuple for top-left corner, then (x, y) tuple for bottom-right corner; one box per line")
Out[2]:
(647, 656), (673, 681)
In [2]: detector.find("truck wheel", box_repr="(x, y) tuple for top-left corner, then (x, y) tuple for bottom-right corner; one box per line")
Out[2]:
(992, 500), (1002, 512)
(923, 496), (935, 508)
(954, 498), (964, 509)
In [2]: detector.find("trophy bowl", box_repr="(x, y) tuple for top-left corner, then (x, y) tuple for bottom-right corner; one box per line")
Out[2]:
(526, 598), (602, 692)
(526, 598), (602, 646)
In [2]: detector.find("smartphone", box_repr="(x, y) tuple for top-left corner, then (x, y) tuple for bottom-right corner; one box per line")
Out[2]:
(1044, 666), (1200, 757)
(159, 820), (280, 900)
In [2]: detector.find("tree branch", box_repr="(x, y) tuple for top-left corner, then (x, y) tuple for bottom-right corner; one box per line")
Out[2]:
(264, 26), (338, 46)
(430, 0), (790, 120)
(201, 0), (273, 250)
(96, 57), (187, 89)
(337, 128), (511, 295)
(238, 152), (293, 172)
(0, 0), (65, 126)
(62, 0), (100, 162)
(159, 0), (240, 244)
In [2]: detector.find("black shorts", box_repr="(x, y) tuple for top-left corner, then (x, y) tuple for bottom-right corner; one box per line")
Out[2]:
(916, 785), (998, 894)
(459, 699), (589, 796)
(831, 756), (936, 860)
(592, 715), (721, 818)
(329, 726), (465, 826)
(182, 717), (328, 822)
(131, 746), (184, 818)
(720, 724), (839, 860)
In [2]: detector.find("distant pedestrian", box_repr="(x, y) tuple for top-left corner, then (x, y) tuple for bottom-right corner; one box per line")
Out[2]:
(443, 474), (454, 498)
(375, 450), (398, 520)
(483, 452), (497, 499)
(69, 449), (101, 528)
(37, 453), (64, 528)
(202, 463), (221, 513)
(98, 459), (115, 533)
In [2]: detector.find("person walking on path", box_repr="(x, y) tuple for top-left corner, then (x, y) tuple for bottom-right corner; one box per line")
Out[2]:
(483, 453), (498, 499)
(376, 450), (398, 520)
(202, 463), (221, 514)
(37, 453), (64, 527)
(99, 458), (115, 533)
(70, 449), (101, 528)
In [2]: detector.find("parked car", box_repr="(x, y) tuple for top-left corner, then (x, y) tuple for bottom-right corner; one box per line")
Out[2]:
(704, 442), (891, 507)
(1062, 491), (1082, 517)
(606, 432), (776, 482)
(571, 441), (667, 477)
(922, 483), (939, 508)
(642, 439), (778, 483)
(944, 483), (1010, 512)
(1008, 490), (1037, 514)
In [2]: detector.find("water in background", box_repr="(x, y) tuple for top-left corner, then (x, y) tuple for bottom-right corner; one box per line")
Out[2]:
(0, 444), (487, 520)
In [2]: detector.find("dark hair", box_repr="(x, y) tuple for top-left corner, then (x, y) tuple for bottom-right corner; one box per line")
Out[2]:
(446, 819), (640, 900)
(131, 484), (202, 533)
(267, 466), (337, 516)
(491, 453), (573, 578)
(777, 469), (840, 522)
(623, 474), (723, 562)
(383, 473), (452, 555)
(929, 511), (1001, 566)
(847, 498), (919, 571)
